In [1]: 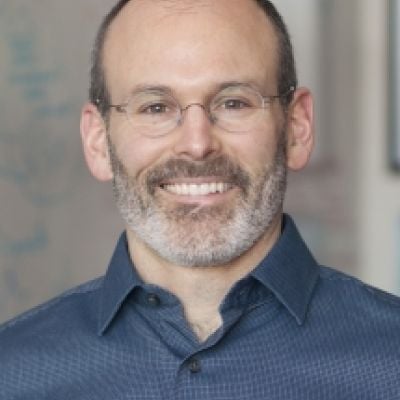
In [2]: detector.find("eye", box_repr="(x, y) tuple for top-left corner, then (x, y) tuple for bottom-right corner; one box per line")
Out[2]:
(141, 103), (169, 114)
(222, 98), (251, 110)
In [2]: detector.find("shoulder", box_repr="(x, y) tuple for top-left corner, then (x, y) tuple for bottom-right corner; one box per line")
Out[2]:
(314, 266), (400, 325)
(318, 266), (400, 305)
(0, 277), (104, 344)
(0, 278), (106, 393)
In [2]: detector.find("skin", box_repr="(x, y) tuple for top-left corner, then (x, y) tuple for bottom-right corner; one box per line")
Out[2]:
(80, 0), (314, 341)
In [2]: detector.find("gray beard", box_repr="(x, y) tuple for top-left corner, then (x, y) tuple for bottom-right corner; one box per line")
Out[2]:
(108, 134), (287, 268)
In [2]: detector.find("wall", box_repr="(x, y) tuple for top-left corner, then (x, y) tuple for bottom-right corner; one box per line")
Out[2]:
(0, 0), (121, 323)
(356, 0), (400, 293)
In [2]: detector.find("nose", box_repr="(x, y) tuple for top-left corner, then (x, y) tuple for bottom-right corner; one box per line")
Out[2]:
(172, 103), (221, 160)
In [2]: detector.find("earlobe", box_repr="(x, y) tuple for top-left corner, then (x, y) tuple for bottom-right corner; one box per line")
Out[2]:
(80, 103), (114, 181)
(286, 88), (315, 171)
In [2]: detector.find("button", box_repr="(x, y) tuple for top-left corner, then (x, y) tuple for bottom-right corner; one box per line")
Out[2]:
(188, 358), (201, 373)
(146, 293), (160, 307)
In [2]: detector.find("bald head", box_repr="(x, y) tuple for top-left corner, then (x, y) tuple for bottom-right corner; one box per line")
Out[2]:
(89, 0), (297, 116)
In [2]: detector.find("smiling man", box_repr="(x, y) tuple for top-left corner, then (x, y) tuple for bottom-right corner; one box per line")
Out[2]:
(80, 0), (311, 344)
(1, 1), (400, 399)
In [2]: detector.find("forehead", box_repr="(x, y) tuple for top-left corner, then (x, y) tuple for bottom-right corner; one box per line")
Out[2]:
(103, 0), (279, 98)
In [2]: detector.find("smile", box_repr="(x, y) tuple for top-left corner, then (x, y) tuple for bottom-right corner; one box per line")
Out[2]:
(161, 182), (231, 196)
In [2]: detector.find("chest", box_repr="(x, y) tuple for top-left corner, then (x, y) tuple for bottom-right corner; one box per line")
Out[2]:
(10, 301), (400, 400)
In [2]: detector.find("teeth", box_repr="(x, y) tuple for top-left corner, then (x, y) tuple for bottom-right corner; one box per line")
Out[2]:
(164, 183), (230, 196)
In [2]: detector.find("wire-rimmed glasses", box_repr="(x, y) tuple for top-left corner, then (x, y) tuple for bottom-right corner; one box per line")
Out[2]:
(103, 84), (295, 138)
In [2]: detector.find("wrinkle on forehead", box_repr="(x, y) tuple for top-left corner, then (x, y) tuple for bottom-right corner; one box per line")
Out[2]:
(134, 0), (213, 14)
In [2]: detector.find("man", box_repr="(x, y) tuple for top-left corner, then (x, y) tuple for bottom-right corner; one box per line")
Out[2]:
(1, 0), (399, 398)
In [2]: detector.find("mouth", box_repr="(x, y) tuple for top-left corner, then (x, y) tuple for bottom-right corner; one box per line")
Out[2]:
(157, 178), (237, 206)
(145, 156), (249, 201)
(160, 182), (231, 196)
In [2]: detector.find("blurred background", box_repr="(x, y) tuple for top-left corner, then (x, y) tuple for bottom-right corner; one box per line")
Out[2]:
(0, 0), (399, 323)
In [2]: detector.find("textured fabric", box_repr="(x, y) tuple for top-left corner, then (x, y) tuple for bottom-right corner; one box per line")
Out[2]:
(1, 215), (400, 399)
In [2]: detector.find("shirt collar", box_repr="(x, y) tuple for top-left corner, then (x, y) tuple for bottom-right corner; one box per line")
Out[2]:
(97, 233), (142, 335)
(98, 214), (320, 334)
(251, 214), (319, 325)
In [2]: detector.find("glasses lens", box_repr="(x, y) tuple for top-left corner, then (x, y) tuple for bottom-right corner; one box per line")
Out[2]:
(210, 86), (265, 133)
(126, 91), (179, 137)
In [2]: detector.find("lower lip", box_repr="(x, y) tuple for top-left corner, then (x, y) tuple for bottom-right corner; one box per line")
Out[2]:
(158, 186), (238, 206)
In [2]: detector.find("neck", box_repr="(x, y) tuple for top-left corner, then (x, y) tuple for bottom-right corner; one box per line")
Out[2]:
(126, 213), (282, 341)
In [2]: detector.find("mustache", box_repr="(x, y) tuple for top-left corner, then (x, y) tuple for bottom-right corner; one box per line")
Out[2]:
(146, 155), (251, 194)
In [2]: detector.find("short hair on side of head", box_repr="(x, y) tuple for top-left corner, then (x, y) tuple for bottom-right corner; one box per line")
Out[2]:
(89, 0), (297, 117)
(255, 0), (298, 106)
(89, 0), (130, 117)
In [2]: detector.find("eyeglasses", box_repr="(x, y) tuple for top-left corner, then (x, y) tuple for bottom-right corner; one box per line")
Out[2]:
(103, 84), (295, 138)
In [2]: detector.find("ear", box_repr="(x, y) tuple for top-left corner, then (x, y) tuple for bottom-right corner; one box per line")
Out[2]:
(80, 103), (113, 181)
(285, 88), (314, 171)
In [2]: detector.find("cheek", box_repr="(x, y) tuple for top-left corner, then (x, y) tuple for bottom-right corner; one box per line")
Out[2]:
(110, 125), (172, 180)
(224, 128), (280, 173)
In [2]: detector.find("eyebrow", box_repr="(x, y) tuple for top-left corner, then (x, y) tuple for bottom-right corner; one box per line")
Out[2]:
(128, 84), (175, 97)
(217, 80), (263, 91)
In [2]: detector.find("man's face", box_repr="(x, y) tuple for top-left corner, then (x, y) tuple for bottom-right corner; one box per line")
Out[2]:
(102, 0), (288, 267)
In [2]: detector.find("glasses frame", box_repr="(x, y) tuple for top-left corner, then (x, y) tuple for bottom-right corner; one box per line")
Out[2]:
(100, 84), (296, 137)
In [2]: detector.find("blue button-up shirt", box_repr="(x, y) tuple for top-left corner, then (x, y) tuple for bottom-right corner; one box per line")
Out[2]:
(1, 215), (400, 399)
